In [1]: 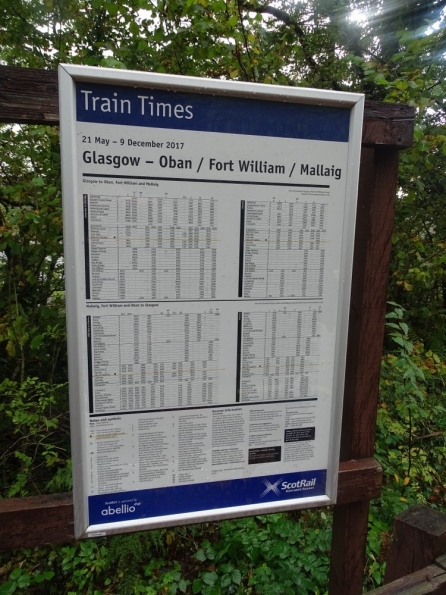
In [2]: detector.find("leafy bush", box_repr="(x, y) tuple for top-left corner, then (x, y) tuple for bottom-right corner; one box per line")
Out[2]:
(364, 303), (446, 590)
(0, 567), (55, 595)
(0, 377), (70, 497)
(377, 304), (446, 503)
(0, 513), (331, 595)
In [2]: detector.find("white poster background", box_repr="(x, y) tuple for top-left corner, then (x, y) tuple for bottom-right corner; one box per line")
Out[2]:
(59, 65), (363, 538)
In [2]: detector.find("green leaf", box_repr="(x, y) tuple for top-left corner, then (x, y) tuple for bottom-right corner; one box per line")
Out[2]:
(16, 574), (31, 589)
(201, 572), (218, 586)
(129, 21), (140, 36)
(391, 335), (405, 348)
(399, 323), (409, 335)
(0, 583), (16, 595)
(395, 80), (409, 90)
(195, 549), (206, 562)
(105, 2), (119, 15)
(227, 15), (238, 27)
(31, 335), (43, 349)
(153, 28), (164, 42)
(9, 570), (22, 582)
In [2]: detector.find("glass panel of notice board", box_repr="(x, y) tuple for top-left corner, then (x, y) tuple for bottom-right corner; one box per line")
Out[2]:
(58, 64), (364, 538)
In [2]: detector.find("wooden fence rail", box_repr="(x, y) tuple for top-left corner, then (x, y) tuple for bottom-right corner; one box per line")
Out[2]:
(0, 458), (381, 552)
(0, 65), (416, 595)
(0, 65), (415, 147)
(370, 554), (446, 595)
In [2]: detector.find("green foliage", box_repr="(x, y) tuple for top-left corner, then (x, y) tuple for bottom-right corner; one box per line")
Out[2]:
(107, 532), (167, 595)
(0, 377), (70, 497)
(0, 567), (55, 595)
(356, 26), (446, 351)
(391, 123), (446, 352)
(190, 512), (331, 595)
(1, 0), (446, 593)
(0, 124), (66, 383)
(0, 513), (332, 594)
(60, 540), (110, 594)
(363, 304), (446, 590)
(377, 304), (446, 500)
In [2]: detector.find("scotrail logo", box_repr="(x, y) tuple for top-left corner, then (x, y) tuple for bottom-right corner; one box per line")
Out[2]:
(260, 476), (317, 498)
(281, 478), (317, 493)
(260, 477), (283, 497)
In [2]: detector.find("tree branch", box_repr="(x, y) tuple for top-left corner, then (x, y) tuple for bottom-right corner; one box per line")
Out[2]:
(238, 0), (343, 90)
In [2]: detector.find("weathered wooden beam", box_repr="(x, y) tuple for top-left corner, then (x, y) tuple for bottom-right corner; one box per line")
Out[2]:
(361, 101), (415, 149)
(0, 66), (58, 125)
(329, 144), (401, 595)
(0, 491), (74, 552)
(341, 146), (401, 461)
(0, 65), (415, 148)
(336, 457), (382, 505)
(368, 553), (446, 595)
(384, 505), (446, 584)
(0, 457), (381, 551)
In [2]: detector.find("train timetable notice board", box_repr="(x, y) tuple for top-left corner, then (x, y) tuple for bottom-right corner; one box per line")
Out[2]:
(58, 64), (364, 539)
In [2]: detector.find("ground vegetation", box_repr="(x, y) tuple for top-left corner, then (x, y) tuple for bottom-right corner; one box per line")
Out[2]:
(1, 0), (445, 592)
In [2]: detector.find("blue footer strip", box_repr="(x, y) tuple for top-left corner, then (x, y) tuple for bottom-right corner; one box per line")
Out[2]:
(88, 469), (327, 525)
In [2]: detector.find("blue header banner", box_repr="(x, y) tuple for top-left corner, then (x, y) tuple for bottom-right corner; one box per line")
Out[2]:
(88, 469), (327, 525)
(76, 82), (350, 142)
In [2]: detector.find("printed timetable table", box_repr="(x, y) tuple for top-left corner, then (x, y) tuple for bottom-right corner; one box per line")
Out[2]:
(240, 308), (321, 402)
(86, 193), (218, 301)
(243, 200), (327, 299)
(59, 65), (364, 538)
(89, 311), (221, 413)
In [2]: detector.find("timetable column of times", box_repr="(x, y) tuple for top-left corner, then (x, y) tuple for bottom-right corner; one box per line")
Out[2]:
(91, 311), (221, 414)
(87, 193), (217, 301)
(243, 200), (326, 299)
(240, 308), (321, 402)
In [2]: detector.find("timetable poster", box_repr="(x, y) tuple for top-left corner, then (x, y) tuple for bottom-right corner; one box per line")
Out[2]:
(59, 66), (363, 537)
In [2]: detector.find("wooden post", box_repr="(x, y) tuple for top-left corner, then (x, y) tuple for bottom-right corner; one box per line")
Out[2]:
(329, 144), (402, 595)
(384, 505), (446, 584)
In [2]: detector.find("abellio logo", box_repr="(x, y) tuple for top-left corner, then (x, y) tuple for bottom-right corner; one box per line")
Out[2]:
(101, 500), (141, 517)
